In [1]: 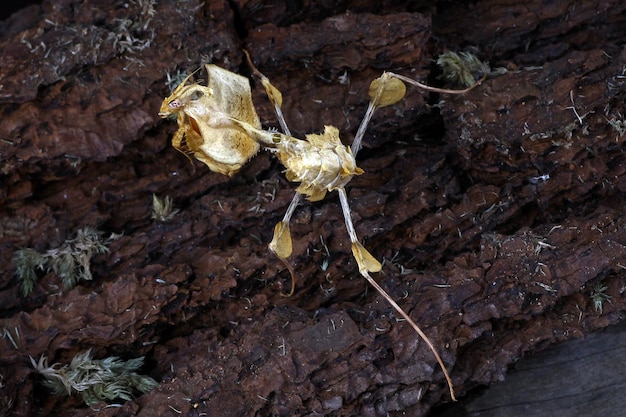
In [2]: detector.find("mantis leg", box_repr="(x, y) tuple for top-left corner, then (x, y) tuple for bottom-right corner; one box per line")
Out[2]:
(269, 192), (301, 261)
(338, 186), (456, 400)
(245, 51), (306, 294)
(338, 188), (381, 274)
(244, 50), (292, 136)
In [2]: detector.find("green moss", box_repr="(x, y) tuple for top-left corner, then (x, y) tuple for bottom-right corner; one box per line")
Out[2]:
(436, 51), (491, 88)
(590, 281), (611, 313)
(13, 227), (118, 295)
(31, 349), (158, 407)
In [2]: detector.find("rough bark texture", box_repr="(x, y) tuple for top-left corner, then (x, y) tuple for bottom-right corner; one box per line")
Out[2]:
(463, 320), (626, 417)
(0, 1), (625, 416)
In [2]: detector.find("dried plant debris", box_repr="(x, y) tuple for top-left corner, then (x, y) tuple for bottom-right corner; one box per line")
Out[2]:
(13, 227), (119, 295)
(30, 350), (158, 408)
(436, 51), (493, 88)
(607, 114), (626, 137)
(151, 194), (179, 222)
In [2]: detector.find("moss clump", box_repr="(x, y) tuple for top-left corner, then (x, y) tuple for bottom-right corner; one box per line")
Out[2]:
(436, 51), (491, 87)
(31, 349), (158, 407)
(13, 227), (118, 295)
(151, 194), (179, 222)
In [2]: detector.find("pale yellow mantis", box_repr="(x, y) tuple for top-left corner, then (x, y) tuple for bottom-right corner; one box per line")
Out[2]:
(159, 52), (484, 400)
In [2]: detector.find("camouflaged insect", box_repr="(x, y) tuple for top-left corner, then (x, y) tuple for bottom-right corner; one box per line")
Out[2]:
(159, 56), (485, 401)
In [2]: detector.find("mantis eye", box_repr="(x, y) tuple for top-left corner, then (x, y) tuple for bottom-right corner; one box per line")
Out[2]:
(169, 99), (181, 109)
(190, 90), (204, 101)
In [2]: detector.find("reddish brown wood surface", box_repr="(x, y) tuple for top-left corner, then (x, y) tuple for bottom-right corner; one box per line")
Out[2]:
(1, 1), (625, 416)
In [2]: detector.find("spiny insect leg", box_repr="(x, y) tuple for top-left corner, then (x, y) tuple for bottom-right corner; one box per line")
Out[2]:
(387, 71), (486, 95)
(350, 101), (376, 157)
(244, 50), (291, 136)
(338, 186), (456, 400)
(358, 267), (457, 401)
(352, 71), (483, 156)
(352, 72), (407, 156)
(270, 192), (302, 297)
(244, 51), (309, 296)
(337, 188), (381, 273)
(269, 192), (301, 261)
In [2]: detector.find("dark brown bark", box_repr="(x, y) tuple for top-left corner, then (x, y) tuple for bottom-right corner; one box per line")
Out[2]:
(1, 1), (625, 416)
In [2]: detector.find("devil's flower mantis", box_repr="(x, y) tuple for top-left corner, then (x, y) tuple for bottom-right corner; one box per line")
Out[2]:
(159, 52), (484, 400)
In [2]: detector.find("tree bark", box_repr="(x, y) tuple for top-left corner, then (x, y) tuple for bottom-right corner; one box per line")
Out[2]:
(1, 1), (625, 416)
